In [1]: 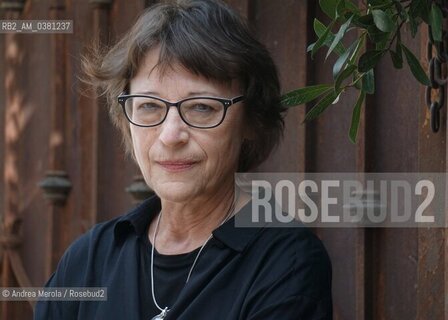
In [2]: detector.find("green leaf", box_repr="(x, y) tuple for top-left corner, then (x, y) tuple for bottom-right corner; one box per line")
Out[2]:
(281, 84), (334, 106)
(367, 0), (387, 6)
(375, 39), (388, 51)
(401, 44), (431, 86)
(319, 0), (338, 19)
(335, 64), (357, 90)
(336, 0), (345, 19)
(312, 20), (335, 57)
(376, 32), (390, 50)
(408, 16), (419, 37)
(361, 69), (375, 94)
(410, 0), (430, 23)
(304, 89), (342, 122)
(396, 2), (408, 21)
(353, 74), (362, 89)
(326, 15), (354, 59)
(349, 91), (366, 143)
(358, 50), (384, 72)
(367, 25), (390, 43)
(323, 0), (360, 21)
(390, 50), (403, 69)
(390, 34), (403, 69)
(309, 19), (346, 56)
(353, 14), (374, 28)
(313, 18), (327, 35)
(430, 4), (443, 42)
(344, 1), (360, 14)
(333, 39), (359, 78)
(371, 9), (394, 32)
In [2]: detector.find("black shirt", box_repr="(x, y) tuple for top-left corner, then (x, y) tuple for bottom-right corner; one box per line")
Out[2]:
(148, 246), (202, 310)
(34, 195), (332, 319)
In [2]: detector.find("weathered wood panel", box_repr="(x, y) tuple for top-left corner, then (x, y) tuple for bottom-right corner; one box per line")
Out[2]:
(252, 0), (308, 173)
(0, 6), (5, 233)
(416, 24), (447, 320)
(0, 1), (447, 319)
(369, 26), (421, 320)
(308, 7), (358, 320)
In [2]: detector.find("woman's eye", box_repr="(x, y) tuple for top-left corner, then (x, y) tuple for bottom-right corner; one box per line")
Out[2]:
(191, 104), (215, 112)
(137, 103), (163, 111)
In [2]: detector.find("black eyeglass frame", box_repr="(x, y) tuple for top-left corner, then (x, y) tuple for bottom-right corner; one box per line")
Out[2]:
(117, 94), (245, 129)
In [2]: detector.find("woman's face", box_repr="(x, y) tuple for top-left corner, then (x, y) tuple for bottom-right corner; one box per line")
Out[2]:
(129, 50), (247, 203)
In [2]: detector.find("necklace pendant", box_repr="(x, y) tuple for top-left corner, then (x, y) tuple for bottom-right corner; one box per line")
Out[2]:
(151, 307), (169, 320)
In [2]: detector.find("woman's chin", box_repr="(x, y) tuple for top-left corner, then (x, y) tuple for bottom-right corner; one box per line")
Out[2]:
(154, 182), (200, 203)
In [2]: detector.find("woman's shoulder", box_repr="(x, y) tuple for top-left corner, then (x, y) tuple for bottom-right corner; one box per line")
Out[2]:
(233, 200), (332, 280)
(246, 224), (332, 298)
(61, 216), (121, 262)
(256, 225), (331, 269)
(237, 224), (332, 318)
(65, 196), (159, 255)
(53, 197), (159, 283)
(50, 215), (124, 283)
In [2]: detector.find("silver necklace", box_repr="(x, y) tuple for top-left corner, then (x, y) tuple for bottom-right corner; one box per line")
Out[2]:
(150, 195), (237, 320)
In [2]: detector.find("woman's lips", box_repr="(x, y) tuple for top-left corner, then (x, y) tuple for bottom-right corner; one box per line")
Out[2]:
(157, 160), (198, 172)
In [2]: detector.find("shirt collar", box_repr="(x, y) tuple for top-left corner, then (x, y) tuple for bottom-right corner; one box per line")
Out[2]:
(113, 195), (266, 253)
(212, 200), (267, 252)
(113, 195), (161, 242)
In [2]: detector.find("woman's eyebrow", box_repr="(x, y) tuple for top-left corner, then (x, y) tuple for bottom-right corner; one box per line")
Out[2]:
(135, 90), (220, 97)
(186, 91), (219, 96)
(133, 90), (160, 95)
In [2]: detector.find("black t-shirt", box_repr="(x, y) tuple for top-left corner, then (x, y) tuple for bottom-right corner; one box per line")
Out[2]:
(140, 235), (202, 314)
(34, 195), (333, 319)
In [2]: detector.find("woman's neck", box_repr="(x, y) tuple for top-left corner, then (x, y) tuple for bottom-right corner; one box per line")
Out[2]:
(148, 184), (237, 255)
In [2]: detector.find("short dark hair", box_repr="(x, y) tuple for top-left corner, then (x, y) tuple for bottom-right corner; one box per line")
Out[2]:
(82, 0), (286, 171)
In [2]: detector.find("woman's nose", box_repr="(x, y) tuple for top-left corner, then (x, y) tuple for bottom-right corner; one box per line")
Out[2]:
(158, 107), (189, 146)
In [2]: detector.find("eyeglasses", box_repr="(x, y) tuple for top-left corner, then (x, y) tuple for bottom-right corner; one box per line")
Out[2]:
(117, 94), (245, 129)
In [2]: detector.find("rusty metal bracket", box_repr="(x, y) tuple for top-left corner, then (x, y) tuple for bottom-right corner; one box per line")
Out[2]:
(426, 15), (448, 133)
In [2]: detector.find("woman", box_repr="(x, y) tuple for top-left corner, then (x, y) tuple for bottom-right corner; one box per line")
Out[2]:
(34, 0), (332, 319)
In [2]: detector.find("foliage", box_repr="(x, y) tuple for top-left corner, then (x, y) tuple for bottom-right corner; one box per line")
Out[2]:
(281, 0), (445, 143)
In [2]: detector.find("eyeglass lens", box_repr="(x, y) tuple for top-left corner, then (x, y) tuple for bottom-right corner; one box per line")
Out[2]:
(124, 97), (225, 127)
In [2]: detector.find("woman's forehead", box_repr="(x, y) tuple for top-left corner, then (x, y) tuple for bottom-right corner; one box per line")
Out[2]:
(130, 50), (238, 96)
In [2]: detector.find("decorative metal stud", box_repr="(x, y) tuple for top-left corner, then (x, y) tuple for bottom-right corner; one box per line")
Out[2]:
(38, 170), (72, 206)
(0, 0), (26, 11)
(88, 0), (113, 5)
